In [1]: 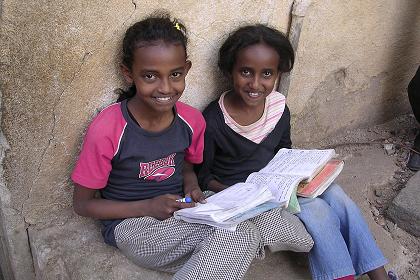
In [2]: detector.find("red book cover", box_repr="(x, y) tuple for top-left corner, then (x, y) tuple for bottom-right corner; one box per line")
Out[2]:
(297, 160), (344, 198)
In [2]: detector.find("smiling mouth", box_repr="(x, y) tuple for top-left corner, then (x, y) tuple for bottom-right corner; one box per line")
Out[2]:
(248, 92), (263, 98)
(154, 96), (173, 103)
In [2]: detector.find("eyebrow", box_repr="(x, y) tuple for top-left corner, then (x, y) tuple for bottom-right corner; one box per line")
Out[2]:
(140, 66), (186, 73)
(238, 66), (275, 71)
(171, 66), (186, 72)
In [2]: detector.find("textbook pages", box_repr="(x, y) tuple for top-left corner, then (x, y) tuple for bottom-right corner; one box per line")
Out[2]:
(175, 148), (342, 230)
(249, 148), (340, 204)
(174, 182), (276, 231)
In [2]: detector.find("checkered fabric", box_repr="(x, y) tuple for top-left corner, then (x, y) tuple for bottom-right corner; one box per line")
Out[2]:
(203, 191), (313, 257)
(114, 192), (313, 279)
(115, 217), (260, 280)
(250, 207), (314, 258)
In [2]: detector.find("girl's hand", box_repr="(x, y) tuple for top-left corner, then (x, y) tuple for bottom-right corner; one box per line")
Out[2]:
(147, 194), (195, 220)
(182, 162), (206, 203)
(185, 187), (206, 203)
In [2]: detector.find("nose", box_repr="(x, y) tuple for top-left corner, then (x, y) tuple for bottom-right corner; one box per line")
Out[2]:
(250, 76), (261, 91)
(158, 78), (172, 95)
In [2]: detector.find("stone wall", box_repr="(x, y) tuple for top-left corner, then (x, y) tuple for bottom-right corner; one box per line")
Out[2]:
(0, 0), (419, 279)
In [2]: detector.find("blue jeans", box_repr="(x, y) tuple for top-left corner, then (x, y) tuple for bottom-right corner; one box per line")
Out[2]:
(297, 183), (387, 280)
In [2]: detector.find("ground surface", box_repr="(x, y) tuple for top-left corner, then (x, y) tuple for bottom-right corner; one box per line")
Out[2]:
(312, 113), (420, 280)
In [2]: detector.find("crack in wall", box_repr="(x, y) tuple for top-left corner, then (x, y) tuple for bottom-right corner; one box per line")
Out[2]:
(123, 0), (137, 27)
(20, 0), (139, 225)
(21, 53), (90, 226)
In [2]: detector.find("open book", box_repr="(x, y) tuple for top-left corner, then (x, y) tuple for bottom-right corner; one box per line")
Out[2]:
(249, 148), (343, 204)
(175, 148), (343, 230)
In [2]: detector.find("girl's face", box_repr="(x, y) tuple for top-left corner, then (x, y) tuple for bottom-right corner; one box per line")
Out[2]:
(231, 43), (280, 108)
(122, 41), (191, 114)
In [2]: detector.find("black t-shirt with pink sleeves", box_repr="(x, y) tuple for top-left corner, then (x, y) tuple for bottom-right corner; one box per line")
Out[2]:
(71, 99), (205, 246)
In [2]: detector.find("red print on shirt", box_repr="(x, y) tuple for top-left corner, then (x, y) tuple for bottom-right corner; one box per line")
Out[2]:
(139, 153), (176, 182)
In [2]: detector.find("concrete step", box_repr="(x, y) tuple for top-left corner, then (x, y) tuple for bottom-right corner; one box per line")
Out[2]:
(387, 171), (420, 237)
(28, 219), (311, 280)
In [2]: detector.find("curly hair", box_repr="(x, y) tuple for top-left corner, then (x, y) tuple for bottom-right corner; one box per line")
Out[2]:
(118, 11), (188, 101)
(218, 24), (294, 77)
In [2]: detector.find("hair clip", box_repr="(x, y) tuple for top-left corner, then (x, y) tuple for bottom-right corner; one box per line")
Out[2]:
(174, 22), (181, 31)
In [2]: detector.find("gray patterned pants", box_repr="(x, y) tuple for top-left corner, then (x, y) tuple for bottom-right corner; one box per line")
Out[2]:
(115, 217), (259, 280)
(115, 208), (313, 280)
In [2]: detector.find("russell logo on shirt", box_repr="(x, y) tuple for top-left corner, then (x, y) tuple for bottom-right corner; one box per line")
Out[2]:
(139, 153), (176, 182)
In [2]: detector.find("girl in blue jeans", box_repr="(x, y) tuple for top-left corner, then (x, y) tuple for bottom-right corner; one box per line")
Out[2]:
(298, 183), (388, 279)
(197, 24), (390, 280)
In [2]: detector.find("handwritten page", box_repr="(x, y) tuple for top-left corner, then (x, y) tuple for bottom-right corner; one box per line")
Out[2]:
(246, 172), (304, 205)
(174, 148), (341, 230)
(175, 182), (275, 225)
(260, 148), (336, 180)
(205, 183), (270, 209)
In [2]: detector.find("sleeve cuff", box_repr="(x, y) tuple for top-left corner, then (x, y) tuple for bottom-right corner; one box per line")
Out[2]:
(71, 173), (107, 189)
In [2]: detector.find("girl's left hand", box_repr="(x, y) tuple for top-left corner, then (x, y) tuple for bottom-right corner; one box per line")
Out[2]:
(185, 187), (206, 203)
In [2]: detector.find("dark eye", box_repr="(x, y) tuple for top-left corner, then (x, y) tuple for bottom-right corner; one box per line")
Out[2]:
(143, 73), (157, 81)
(263, 71), (273, 78)
(171, 72), (183, 79)
(241, 69), (251, 77)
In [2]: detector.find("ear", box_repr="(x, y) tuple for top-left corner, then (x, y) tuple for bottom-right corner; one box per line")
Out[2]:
(184, 60), (192, 74)
(120, 64), (133, 84)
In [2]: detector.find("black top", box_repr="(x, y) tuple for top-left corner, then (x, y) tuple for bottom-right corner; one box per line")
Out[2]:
(196, 99), (292, 188)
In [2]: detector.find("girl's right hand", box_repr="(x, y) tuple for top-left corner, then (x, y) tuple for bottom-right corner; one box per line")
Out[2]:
(146, 194), (195, 220)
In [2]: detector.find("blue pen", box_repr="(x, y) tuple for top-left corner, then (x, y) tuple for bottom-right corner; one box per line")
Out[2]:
(176, 197), (192, 203)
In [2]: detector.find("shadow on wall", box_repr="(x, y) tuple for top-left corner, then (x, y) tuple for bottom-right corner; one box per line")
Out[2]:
(211, 71), (230, 101)
(381, 0), (420, 120)
(204, 31), (233, 106)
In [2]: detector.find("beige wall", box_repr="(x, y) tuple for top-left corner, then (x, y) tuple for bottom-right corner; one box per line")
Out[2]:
(0, 0), (293, 228)
(288, 0), (420, 144)
(0, 1), (293, 278)
(0, 0), (419, 278)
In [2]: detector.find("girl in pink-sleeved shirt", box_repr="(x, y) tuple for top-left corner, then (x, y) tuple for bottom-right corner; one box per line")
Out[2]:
(71, 13), (261, 280)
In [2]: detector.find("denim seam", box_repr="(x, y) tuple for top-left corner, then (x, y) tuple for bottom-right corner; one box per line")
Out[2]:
(312, 266), (356, 280)
(354, 257), (388, 276)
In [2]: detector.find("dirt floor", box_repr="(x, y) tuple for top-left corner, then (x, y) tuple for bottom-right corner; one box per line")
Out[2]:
(314, 113), (420, 280)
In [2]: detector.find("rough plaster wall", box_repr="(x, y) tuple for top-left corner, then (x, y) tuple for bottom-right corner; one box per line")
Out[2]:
(1, 0), (136, 225)
(0, 1), (292, 278)
(288, 0), (420, 144)
(1, 0), (36, 278)
(2, 0), (418, 278)
(1, 0), (292, 227)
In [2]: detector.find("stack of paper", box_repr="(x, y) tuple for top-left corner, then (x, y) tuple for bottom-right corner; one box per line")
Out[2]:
(174, 182), (277, 231)
(175, 148), (343, 231)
